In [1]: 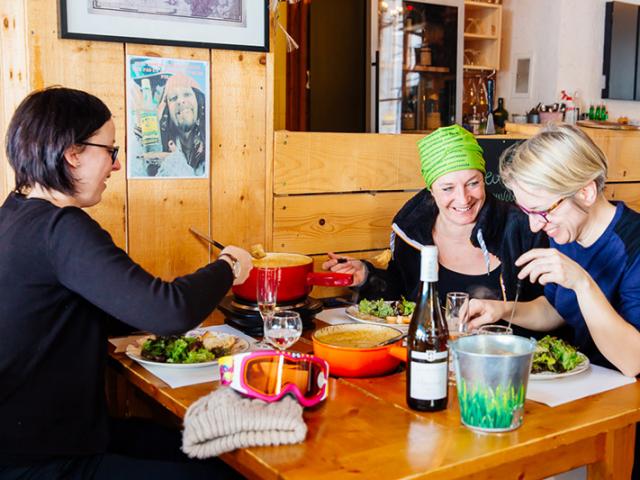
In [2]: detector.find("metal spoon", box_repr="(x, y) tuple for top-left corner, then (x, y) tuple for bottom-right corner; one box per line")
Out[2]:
(376, 332), (407, 347)
(508, 279), (522, 330)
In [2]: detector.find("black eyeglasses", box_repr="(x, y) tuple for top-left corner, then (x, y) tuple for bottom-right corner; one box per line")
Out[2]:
(78, 141), (119, 164)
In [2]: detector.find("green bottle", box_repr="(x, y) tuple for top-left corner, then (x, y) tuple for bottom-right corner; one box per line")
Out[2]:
(595, 104), (602, 121)
(588, 104), (595, 120)
(492, 98), (509, 133)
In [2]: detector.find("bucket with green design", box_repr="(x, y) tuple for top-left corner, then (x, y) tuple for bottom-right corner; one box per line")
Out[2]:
(451, 334), (535, 432)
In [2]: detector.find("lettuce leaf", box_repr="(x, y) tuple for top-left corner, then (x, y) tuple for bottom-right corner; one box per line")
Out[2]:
(532, 335), (581, 373)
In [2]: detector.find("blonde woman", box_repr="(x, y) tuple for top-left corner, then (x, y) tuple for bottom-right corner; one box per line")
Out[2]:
(469, 124), (640, 377)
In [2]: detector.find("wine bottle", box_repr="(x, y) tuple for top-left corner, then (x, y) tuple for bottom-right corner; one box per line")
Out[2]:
(492, 98), (508, 133)
(406, 245), (449, 411)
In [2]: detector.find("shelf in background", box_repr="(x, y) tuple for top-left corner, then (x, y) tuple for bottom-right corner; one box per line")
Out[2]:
(404, 65), (451, 73)
(463, 64), (495, 71)
(465, 1), (502, 10)
(464, 33), (498, 40)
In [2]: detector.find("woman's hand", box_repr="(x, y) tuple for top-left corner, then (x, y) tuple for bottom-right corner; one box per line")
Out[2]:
(220, 246), (253, 285)
(467, 298), (508, 330)
(516, 248), (591, 292)
(322, 252), (367, 287)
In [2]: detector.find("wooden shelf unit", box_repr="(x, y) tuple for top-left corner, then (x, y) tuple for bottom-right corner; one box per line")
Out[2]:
(463, 1), (502, 71)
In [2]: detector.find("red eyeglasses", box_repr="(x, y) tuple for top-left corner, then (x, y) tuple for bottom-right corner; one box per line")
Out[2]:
(516, 196), (568, 223)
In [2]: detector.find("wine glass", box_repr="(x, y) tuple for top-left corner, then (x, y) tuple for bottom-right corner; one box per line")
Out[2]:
(264, 311), (303, 351)
(256, 268), (280, 322)
(477, 325), (513, 335)
(445, 292), (470, 385)
(255, 268), (280, 350)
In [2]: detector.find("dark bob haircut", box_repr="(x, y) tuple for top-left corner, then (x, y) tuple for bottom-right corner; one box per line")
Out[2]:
(5, 86), (112, 195)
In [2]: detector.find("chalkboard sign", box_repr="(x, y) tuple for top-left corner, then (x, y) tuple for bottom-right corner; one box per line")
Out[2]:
(477, 138), (522, 203)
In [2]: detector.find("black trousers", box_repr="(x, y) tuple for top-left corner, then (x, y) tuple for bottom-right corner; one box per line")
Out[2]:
(0, 418), (244, 480)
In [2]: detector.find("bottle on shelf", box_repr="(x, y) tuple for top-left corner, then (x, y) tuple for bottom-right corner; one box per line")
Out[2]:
(469, 106), (481, 135)
(139, 78), (163, 154)
(588, 104), (595, 121)
(561, 90), (576, 125)
(406, 245), (449, 412)
(492, 97), (508, 133)
(595, 104), (603, 121)
(402, 95), (417, 131)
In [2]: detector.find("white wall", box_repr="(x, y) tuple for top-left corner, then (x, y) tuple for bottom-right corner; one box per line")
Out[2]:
(497, 0), (640, 121)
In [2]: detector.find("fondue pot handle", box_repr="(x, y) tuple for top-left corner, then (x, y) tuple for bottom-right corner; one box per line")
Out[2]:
(306, 272), (353, 287)
(389, 346), (407, 363)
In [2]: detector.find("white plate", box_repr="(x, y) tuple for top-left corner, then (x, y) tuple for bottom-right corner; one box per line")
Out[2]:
(345, 305), (410, 331)
(529, 352), (590, 380)
(126, 337), (249, 369)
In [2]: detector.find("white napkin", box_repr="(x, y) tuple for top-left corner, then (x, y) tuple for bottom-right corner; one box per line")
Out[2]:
(526, 364), (636, 407)
(314, 307), (354, 326)
(110, 325), (257, 389)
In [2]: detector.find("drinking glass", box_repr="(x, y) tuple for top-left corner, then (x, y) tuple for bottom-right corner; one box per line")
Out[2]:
(477, 324), (513, 335)
(445, 292), (470, 385)
(264, 311), (303, 351)
(445, 292), (470, 339)
(256, 268), (280, 322)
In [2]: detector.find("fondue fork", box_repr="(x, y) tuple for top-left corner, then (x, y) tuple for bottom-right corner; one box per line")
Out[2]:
(189, 227), (266, 259)
(189, 227), (225, 251)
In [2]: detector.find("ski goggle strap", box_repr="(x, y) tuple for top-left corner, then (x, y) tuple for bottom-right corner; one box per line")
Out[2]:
(219, 350), (329, 407)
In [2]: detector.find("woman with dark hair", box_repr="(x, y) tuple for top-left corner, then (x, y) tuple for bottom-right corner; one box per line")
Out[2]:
(0, 87), (251, 478)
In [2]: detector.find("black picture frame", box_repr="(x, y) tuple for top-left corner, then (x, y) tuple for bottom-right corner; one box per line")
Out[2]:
(59, 0), (269, 52)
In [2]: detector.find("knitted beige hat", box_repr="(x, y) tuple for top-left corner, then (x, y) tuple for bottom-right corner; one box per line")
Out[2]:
(182, 387), (307, 458)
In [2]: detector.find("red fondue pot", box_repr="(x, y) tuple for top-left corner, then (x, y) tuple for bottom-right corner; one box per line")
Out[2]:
(232, 252), (353, 302)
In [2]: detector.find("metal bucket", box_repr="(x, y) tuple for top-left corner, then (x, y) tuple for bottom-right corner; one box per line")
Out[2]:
(451, 335), (536, 433)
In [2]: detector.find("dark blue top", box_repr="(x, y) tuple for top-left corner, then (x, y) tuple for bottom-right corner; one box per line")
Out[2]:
(544, 202), (640, 370)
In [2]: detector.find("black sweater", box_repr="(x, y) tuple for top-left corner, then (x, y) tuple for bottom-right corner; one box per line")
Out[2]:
(360, 189), (547, 305)
(0, 193), (234, 463)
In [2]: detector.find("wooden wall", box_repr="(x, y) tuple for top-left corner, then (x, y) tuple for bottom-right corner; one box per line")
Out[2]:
(273, 130), (640, 297)
(0, 0), (271, 282)
(3, 3), (640, 300)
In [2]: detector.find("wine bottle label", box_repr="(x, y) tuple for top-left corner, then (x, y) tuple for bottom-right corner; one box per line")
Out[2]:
(409, 350), (448, 400)
(420, 246), (438, 282)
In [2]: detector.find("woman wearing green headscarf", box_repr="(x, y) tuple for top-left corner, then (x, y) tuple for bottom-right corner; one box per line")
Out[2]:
(324, 125), (547, 318)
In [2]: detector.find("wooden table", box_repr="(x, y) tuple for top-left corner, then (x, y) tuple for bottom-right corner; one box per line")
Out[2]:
(108, 311), (640, 480)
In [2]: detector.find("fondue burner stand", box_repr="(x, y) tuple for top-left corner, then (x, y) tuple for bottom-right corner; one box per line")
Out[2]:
(219, 295), (322, 337)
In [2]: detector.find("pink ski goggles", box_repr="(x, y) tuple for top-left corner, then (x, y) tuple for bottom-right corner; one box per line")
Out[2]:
(219, 350), (329, 407)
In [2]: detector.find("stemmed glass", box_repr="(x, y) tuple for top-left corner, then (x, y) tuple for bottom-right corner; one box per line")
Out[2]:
(477, 325), (513, 335)
(256, 268), (280, 350)
(263, 311), (303, 351)
(257, 268), (280, 322)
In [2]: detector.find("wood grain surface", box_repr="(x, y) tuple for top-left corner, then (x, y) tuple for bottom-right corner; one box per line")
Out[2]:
(109, 311), (640, 480)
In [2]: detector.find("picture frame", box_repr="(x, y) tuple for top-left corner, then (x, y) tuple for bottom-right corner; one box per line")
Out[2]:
(126, 55), (211, 179)
(59, 0), (269, 52)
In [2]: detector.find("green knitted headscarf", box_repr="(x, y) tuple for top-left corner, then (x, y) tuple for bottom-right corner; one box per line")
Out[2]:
(417, 125), (485, 189)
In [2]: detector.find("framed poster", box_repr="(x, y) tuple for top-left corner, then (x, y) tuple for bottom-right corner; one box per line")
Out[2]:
(60, 0), (268, 51)
(126, 55), (210, 179)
